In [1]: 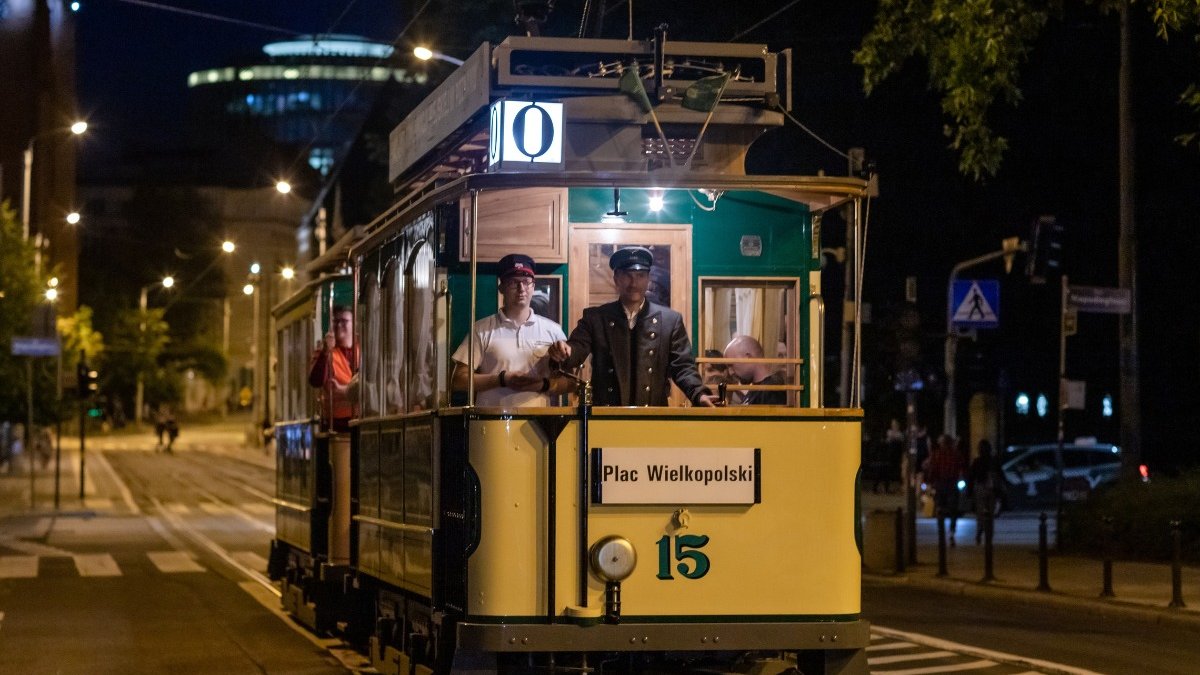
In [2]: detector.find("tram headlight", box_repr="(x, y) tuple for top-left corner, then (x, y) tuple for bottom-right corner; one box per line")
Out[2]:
(589, 535), (637, 582)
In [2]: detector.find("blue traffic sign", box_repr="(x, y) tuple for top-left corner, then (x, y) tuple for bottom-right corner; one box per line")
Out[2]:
(11, 336), (61, 357)
(950, 280), (1000, 329)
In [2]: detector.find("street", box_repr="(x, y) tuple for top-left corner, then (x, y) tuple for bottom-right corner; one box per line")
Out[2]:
(2, 434), (1198, 674)
(0, 444), (358, 674)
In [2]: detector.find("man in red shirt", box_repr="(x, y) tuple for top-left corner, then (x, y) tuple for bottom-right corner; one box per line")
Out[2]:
(923, 434), (965, 545)
(308, 305), (358, 431)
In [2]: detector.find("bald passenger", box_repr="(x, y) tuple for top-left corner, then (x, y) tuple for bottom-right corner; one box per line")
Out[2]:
(723, 335), (787, 406)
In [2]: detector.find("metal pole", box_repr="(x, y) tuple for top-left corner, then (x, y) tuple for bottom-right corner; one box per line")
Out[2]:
(936, 515), (948, 577)
(1037, 512), (1051, 591)
(27, 358), (35, 510)
(252, 276), (262, 442)
(1100, 516), (1115, 597)
(1117, 3), (1142, 480)
(1056, 275), (1068, 548)
(1169, 520), (1186, 608)
(22, 142), (33, 243)
(839, 210), (855, 408)
(55, 349), (62, 510)
(79, 350), (86, 501)
(982, 508), (996, 582)
(135, 286), (148, 428)
(905, 391), (918, 565)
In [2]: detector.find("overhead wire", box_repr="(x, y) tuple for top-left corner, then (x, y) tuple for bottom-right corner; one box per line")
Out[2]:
(111, 0), (297, 36)
(727, 0), (803, 43)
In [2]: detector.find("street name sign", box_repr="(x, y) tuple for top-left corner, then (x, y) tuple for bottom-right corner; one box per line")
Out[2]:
(11, 336), (61, 357)
(951, 279), (1000, 329)
(1069, 285), (1131, 314)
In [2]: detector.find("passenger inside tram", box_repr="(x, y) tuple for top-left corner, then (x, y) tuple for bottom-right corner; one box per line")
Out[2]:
(723, 335), (788, 405)
(451, 253), (570, 406)
(308, 305), (359, 430)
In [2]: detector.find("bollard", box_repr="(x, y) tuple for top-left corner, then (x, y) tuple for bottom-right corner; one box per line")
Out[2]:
(1100, 516), (1115, 598)
(936, 515), (948, 577)
(1037, 512), (1051, 592)
(1169, 520), (1186, 609)
(981, 508), (996, 583)
(894, 507), (905, 573)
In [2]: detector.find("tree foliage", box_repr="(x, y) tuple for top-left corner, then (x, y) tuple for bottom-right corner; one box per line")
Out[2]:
(57, 305), (105, 376)
(0, 200), (44, 420)
(855, 0), (1200, 178)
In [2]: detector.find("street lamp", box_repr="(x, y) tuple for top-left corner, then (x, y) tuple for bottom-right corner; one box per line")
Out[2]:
(275, 180), (292, 195)
(134, 276), (175, 425)
(65, 212), (81, 225)
(22, 121), (87, 244)
(413, 46), (464, 66)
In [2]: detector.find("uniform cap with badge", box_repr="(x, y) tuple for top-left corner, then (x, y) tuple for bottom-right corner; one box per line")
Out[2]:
(609, 246), (654, 271)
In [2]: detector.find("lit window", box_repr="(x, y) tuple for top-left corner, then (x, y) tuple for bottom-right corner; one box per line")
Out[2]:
(1102, 394), (1114, 418)
(1036, 394), (1049, 418)
(1015, 392), (1030, 415)
(239, 69), (254, 81)
(283, 68), (300, 79)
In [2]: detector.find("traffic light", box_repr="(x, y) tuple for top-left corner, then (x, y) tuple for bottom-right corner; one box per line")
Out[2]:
(76, 361), (98, 398)
(1025, 215), (1064, 283)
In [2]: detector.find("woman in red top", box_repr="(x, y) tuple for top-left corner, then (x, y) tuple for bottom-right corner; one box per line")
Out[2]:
(308, 306), (359, 431)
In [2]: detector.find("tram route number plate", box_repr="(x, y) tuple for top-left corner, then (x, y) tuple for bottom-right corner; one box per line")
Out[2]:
(590, 447), (761, 505)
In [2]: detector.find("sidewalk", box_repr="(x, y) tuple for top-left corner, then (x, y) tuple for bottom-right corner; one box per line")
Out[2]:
(862, 490), (1200, 629)
(0, 417), (273, 518)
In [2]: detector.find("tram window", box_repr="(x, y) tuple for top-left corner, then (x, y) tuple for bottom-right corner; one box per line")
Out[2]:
(383, 260), (406, 414)
(406, 242), (437, 412)
(361, 265), (383, 417)
(697, 278), (802, 405)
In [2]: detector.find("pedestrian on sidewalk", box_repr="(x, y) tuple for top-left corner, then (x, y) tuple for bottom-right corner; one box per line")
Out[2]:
(924, 434), (965, 546)
(164, 412), (180, 453)
(153, 406), (167, 451)
(969, 439), (1007, 544)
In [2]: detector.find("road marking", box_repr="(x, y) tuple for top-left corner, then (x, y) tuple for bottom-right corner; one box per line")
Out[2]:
(231, 550), (268, 572)
(198, 502), (231, 515)
(89, 450), (141, 515)
(0, 556), (39, 578)
(191, 487), (274, 534)
(241, 502), (273, 515)
(164, 502), (190, 514)
(237, 581), (372, 673)
(147, 551), (205, 573)
(869, 651), (956, 665)
(867, 641), (918, 651)
(873, 625), (1104, 675)
(871, 660), (997, 675)
(0, 535), (74, 557)
(73, 553), (121, 577)
(150, 496), (276, 595)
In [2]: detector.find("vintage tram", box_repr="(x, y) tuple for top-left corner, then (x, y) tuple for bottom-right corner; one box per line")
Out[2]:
(269, 35), (873, 674)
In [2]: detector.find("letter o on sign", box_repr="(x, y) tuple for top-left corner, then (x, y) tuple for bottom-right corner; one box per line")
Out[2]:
(512, 103), (554, 160)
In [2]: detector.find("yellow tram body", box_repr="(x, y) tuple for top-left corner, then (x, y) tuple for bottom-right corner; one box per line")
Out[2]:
(466, 408), (861, 621)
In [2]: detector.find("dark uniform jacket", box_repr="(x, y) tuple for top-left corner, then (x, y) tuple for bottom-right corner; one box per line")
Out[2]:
(561, 300), (710, 406)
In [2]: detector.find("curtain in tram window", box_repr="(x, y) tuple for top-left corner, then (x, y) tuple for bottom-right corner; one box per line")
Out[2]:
(362, 273), (383, 416)
(760, 288), (782, 367)
(734, 288), (764, 343)
(384, 259), (406, 414)
(407, 242), (436, 412)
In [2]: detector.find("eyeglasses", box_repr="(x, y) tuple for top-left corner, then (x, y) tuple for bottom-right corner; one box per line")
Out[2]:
(502, 278), (534, 289)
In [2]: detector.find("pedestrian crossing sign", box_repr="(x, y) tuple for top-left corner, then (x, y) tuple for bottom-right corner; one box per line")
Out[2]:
(951, 279), (1000, 328)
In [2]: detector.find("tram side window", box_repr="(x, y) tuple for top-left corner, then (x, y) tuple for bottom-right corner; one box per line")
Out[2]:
(382, 260), (406, 414)
(361, 268), (383, 417)
(698, 278), (802, 406)
(405, 242), (437, 412)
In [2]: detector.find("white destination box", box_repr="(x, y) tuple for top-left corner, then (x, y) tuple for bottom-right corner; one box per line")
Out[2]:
(591, 447), (761, 505)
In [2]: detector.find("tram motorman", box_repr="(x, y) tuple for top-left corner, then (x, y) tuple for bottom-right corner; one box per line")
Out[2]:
(451, 254), (569, 406)
(548, 247), (718, 407)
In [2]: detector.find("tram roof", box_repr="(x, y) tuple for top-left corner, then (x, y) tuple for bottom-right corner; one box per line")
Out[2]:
(353, 170), (871, 257)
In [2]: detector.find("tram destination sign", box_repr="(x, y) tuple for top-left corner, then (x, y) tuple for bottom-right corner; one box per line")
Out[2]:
(591, 447), (761, 505)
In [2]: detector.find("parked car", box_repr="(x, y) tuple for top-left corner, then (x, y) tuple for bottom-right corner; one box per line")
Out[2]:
(1001, 442), (1123, 507)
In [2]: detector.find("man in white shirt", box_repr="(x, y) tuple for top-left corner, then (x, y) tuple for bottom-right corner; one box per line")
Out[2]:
(451, 254), (568, 407)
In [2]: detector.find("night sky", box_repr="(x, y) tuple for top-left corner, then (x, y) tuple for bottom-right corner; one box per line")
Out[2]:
(74, 1), (1200, 468)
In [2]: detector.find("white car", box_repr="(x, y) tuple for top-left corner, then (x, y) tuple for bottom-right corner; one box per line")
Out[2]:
(1001, 443), (1122, 506)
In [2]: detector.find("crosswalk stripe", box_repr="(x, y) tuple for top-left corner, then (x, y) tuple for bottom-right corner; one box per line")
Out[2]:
(147, 551), (205, 573)
(871, 660), (997, 675)
(164, 503), (190, 514)
(0, 556), (38, 578)
(869, 651), (956, 665)
(73, 553), (121, 577)
(231, 551), (268, 572)
(242, 502), (273, 515)
(198, 502), (230, 515)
